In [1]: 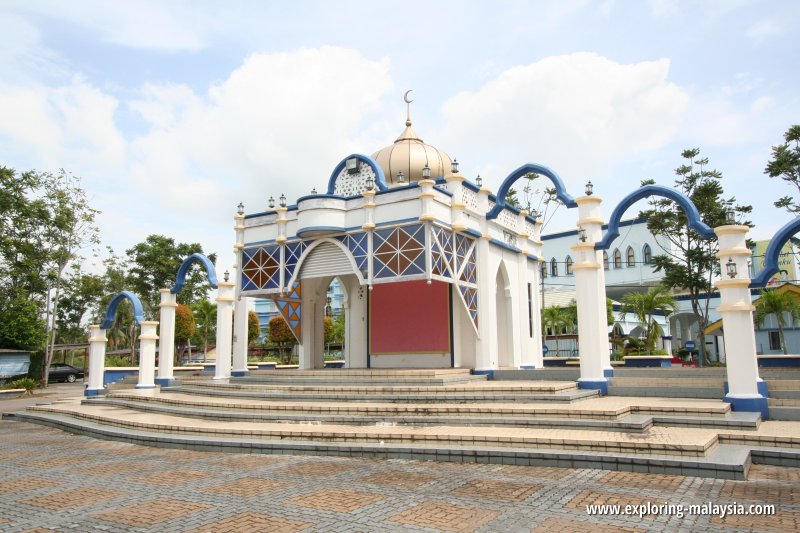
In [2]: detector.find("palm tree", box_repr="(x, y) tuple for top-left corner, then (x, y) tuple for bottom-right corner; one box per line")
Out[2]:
(619, 287), (676, 353)
(542, 306), (569, 356)
(191, 299), (217, 362)
(754, 289), (800, 355)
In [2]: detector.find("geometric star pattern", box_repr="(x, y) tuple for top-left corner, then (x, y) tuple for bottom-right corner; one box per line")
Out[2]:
(337, 232), (369, 278)
(283, 241), (307, 290)
(373, 224), (426, 279)
(272, 281), (301, 341)
(241, 245), (280, 291)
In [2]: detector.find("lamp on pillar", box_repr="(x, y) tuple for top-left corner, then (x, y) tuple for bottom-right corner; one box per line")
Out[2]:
(579, 228), (587, 243)
(365, 175), (374, 191)
(311, 187), (317, 194)
(224, 270), (230, 282)
(475, 175), (482, 187)
(396, 171), (405, 184)
(279, 194), (286, 208)
(237, 202), (244, 215)
(726, 257), (737, 278)
(585, 180), (594, 196)
(422, 164), (431, 179)
(268, 196), (275, 209)
(326, 296), (333, 317)
(451, 159), (459, 174)
(726, 208), (736, 225)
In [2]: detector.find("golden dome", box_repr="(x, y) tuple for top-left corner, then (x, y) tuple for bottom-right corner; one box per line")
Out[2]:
(371, 98), (452, 186)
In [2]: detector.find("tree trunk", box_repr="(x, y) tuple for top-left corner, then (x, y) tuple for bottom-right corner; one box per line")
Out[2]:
(779, 321), (788, 355)
(43, 267), (66, 388)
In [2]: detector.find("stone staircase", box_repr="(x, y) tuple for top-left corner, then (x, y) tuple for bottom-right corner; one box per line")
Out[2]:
(763, 370), (800, 421)
(7, 368), (800, 480)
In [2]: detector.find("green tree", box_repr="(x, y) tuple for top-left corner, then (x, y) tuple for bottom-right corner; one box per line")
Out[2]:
(331, 314), (346, 345)
(191, 299), (216, 360)
(505, 172), (559, 228)
(248, 310), (260, 345)
(618, 287), (676, 353)
(640, 148), (751, 365)
(126, 235), (217, 314)
(268, 316), (296, 364)
(56, 267), (105, 343)
(754, 289), (800, 355)
(764, 125), (800, 214)
(541, 306), (569, 357)
(174, 304), (196, 363)
(0, 297), (46, 350)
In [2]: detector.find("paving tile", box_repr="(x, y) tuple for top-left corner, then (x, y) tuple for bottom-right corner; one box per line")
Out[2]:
(204, 477), (290, 497)
(599, 471), (685, 491)
(358, 470), (438, 488)
(134, 469), (209, 485)
(182, 512), (312, 533)
(21, 456), (92, 468)
(748, 464), (800, 481)
(389, 500), (499, 533)
(532, 517), (646, 532)
(451, 479), (540, 501)
(18, 529), (65, 533)
(215, 454), (284, 468)
(711, 510), (800, 532)
(0, 477), (60, 494)
(499, 465), (572, 479)
(719, 480), (800, 503)
(17, 487), (126, 510)
(77, 461), (146, 476)
(283, 488), (384, 512)
(93, 498), (211, 527)
(280, 461), (354, 477)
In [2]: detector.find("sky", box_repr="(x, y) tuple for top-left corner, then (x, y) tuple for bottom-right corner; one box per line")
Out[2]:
(1, 0), (798, 274)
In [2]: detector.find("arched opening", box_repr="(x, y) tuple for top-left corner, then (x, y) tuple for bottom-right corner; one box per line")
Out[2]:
(626, 246), (635, 267)
(603, 251), (609, 270)
(323, 277), (346, 365)
(613, 249), (622, 269)
(565, 256), (574, 276)
(642, 244), (652, 265)
(495, 263), (514, 367)
(550, 257), (558, 277)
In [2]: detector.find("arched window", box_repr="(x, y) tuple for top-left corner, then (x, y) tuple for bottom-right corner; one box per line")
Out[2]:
(540, 262), (547, 278)
(642, 244), (652, 265)
(613, 249), (622, 269)
(603, 251), (609, 270)
(626, 246), (635, 267)
(565, 256), (573, 275)
(550, 258), (558, 277)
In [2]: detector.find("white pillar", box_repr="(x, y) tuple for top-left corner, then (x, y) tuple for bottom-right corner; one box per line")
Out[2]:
(156, 289), (177, 386)
(214, 281), (235, 379)
(232, 294), (249, 376)
(573, 194), (609, 393)
(529, 215), (545, 369)
(474, 184), (495, 373)
(715, 224), (768, 418)
(86, 325), (107, 397)
(136, 321), (159, 389)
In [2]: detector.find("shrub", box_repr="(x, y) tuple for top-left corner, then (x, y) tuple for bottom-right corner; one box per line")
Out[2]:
(10, 377), (40, 396)
(105, 355), (133, 367)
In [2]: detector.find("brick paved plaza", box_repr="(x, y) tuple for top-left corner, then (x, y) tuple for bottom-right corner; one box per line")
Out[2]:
(1, 421), (798, 532)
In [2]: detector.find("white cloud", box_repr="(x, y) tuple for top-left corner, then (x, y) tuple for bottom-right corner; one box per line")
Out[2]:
(438, 53), (688, 187)
(746, 18), (785, 43)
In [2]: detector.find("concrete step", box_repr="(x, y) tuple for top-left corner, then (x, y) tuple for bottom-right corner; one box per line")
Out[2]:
(768, 398), (800, 407)
(766, 380), (800, 390)
(608, 387), (723, 399)
(22, 401), (724, 457)
(5, 409), (767, 480)
(172, 385), (599, 403)
(231, 372), (487, 387)
(767, 406), (800, 421)
(760, 370), (800, 380)
(614, 368), (726, 378)
(609, 377), (724, 387)
(493, 369), (580, 381)
(769, 390), (800, 400)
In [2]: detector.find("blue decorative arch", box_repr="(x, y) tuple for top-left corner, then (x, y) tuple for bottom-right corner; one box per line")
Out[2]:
(595, 185), (715, 250)
(486, 163), (577, 220)
(326, 154), (389, 195)
(751, 217), (800, 287)
(171, 253), (218, 294)
(100, 291), (145, 329)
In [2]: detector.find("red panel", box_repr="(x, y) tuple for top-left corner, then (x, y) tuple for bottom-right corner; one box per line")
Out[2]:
(370, 280), (450, 354)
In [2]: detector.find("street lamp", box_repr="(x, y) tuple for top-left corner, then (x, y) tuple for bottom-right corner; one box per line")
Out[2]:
(475, 175), (482, 187)
(725, 208), (736, 224)
(366, 175), (374, 191)
(726, 257), (737, 278)
(279, 194), (286, 208)
(237, 202), (244, 215)
(223, 270), (230, 282)
(422, 164), (431, 179)
(268, 196), (275, 209)
(585, 180), (594, 196)
(451, 159), (459, 174)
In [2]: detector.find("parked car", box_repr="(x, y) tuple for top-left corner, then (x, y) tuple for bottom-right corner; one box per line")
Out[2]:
(48, 363), (84, 383)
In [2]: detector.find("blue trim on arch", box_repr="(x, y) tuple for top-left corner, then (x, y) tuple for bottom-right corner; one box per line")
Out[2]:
(326, 154), (388, 194)
(171, 253), (218, 294)
(486, 163), (577, 220)
(751, 217), (800, 287)
(100, 291), (145, 329)
(595, 185), (715, 250)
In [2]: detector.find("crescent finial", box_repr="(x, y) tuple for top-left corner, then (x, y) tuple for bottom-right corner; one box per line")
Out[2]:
(404, 90), (413, 125)
(403, 89), (413, 104)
